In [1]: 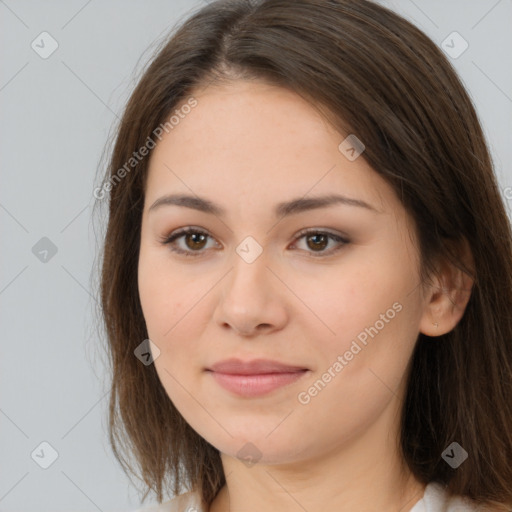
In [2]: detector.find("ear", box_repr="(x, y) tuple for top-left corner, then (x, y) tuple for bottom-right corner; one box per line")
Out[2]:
(419, 237), (475, 337)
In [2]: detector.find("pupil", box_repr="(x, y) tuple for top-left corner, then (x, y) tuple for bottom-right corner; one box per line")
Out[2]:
(188, 233), (206, 249)
(308, 234), (327, 250)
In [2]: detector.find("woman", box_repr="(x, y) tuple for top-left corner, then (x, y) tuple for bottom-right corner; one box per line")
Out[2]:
(96, 0), (512, 510)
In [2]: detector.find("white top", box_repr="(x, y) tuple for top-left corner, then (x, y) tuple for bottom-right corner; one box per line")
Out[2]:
(133, 482), (483, 512)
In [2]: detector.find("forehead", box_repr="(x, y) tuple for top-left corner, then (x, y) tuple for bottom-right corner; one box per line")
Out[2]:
(145, 80), (394, 215)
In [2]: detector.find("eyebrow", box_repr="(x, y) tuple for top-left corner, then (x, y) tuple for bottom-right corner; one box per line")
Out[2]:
(147, 193), (381, 217)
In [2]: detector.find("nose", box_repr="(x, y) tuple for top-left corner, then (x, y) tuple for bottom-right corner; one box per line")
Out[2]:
(212, 249), (288, 337)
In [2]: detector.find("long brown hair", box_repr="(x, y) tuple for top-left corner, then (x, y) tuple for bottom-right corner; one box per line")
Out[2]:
(95, 0), (512, 509)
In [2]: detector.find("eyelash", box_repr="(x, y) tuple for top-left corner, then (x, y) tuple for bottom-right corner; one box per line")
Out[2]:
(159, 226), (349, 258)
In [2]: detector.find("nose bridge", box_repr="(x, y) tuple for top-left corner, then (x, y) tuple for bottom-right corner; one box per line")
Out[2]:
(214, 237), (286, 334)
(226, 237), (272, 304)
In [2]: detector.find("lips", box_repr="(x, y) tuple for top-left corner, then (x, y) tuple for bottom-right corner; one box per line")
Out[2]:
(205, 358), (309, 397)
(206, 358), (308, 375)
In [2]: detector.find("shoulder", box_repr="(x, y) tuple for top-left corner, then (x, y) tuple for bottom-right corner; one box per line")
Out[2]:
(132, 490), (206, 512)
(419, 482), (503, 512)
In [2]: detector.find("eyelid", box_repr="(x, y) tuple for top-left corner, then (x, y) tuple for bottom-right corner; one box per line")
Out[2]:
(290, 228), (349, 257)
(160, 226), (349, 258)
(158, 226), (219, 256)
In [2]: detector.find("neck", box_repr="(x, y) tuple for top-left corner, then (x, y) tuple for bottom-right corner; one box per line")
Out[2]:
(208, 407), (426, 512)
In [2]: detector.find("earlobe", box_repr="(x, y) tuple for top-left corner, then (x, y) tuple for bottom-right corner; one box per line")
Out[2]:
(419, 238), (475, 337)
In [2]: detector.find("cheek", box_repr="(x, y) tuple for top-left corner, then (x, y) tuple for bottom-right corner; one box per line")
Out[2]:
(301, 250), (422, 381)
(137, 249), (209, 374)
(299, 259), (409, 341)
(138, 249), (189, 338)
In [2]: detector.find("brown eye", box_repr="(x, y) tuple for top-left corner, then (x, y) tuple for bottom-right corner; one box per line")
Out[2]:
(292, 229), (349, 257)
(306, 233), (329, 251)
(160, 227), (217, 257)
(184, 232), (208, 250)
(161, 227), (349, 258)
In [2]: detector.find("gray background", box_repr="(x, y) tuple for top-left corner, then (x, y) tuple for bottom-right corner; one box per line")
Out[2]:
(1, 1), (511, 511)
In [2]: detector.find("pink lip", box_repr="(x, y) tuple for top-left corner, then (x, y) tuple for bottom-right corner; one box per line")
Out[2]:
(207, 358), (308, 374)
(206, 358), (309, 397)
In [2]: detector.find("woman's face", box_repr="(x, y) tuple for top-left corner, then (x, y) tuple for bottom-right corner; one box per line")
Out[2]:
(138, 80), (430, 466)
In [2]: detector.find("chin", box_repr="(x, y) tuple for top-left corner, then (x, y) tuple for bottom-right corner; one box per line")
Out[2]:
(201, 427), (308, 466)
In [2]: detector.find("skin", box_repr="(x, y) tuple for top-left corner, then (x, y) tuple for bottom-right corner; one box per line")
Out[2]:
(138, 80), (474, 512)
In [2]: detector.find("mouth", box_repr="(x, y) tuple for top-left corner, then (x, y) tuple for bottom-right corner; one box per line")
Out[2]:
(205, 358), (310, 397)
